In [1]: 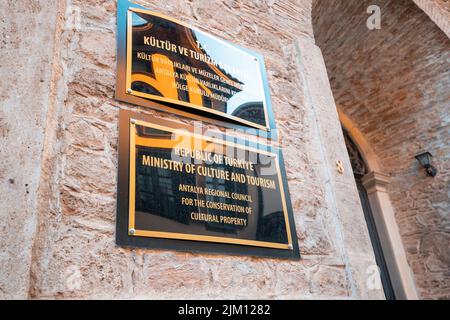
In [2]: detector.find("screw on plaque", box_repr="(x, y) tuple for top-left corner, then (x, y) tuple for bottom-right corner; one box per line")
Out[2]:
(127, 88), (132, 94)
(129, 228), (136, 235)
(288, 244), (293, 250)
(130, 119), (136, 125)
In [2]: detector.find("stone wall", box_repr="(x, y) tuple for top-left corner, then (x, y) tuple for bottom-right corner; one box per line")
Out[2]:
(0, 0), (62, 299)
(1, 0), (392, 299)
(313, 0), (450, 299)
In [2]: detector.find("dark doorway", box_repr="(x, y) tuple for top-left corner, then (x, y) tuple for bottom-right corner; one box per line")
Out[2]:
(343, 129), (396, 300)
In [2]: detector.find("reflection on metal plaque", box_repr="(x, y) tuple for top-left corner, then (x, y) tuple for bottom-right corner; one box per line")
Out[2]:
(116, 0), (273, 131)
(116, 111), (300, 259)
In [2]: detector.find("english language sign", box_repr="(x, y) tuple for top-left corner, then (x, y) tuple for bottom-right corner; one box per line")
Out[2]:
(116, 110), (300, 259)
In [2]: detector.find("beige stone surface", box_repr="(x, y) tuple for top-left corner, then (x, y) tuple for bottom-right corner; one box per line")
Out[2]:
(3, 0), (446, 300)
(24, 0), (379, 299)
(0, 0), (61, 299)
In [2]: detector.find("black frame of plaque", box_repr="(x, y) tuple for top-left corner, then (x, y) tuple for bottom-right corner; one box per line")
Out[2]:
(115, 0), (278, 141)
(116, 110), (300, 260)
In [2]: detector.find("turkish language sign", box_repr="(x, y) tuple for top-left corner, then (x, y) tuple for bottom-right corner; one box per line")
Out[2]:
(118, 115), (297, 255)
(123, 7), (270, 130)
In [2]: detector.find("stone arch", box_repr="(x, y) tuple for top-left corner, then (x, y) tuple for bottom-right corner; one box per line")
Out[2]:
(312, 0), (450, 38)
(337, 108), (381, 173)
(312, 0), (450, 299)
(339, 108), (418, 299)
